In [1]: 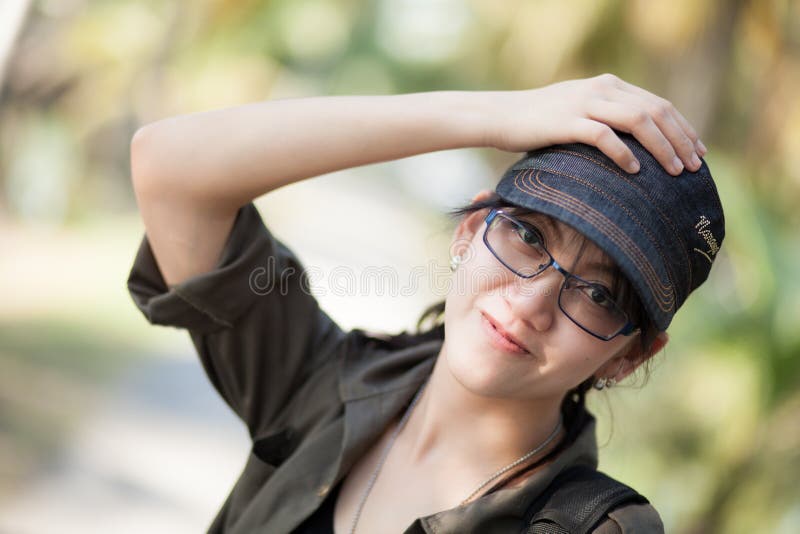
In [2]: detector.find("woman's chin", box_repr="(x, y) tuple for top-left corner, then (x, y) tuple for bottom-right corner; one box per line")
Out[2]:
(442, 307), (540, 397)
(442, 342), (527, 398)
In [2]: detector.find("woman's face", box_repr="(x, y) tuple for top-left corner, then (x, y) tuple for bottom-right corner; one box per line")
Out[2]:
(442, 190), (656, 403)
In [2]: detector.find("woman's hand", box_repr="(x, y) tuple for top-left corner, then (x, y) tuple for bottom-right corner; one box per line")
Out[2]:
(481, 73), (706, 176)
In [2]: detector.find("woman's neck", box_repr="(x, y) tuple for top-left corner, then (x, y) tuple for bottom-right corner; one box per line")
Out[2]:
(398, 345), (565, 476)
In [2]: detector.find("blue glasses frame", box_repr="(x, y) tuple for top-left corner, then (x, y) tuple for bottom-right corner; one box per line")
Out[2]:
(482, 208), (638, 341)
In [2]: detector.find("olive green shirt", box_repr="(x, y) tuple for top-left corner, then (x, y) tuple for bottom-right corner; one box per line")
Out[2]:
(127, 202), (664, 533)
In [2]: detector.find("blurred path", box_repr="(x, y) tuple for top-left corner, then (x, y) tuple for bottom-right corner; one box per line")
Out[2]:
(0, 352), (249, 534)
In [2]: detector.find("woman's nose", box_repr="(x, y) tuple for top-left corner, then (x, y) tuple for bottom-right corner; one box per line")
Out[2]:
(506, 267), (562, 332)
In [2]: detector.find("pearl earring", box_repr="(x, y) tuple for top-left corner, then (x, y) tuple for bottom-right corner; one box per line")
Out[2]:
(449, 254), (462, 272)
(593, 377), (607, 390)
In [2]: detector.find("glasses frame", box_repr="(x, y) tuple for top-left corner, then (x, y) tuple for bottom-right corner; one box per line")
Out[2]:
(482, 208), (638, 341)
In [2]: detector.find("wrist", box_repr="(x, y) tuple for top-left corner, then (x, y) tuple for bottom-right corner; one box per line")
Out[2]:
(464, 90), (504, 149)
(407, 90), (496, 149)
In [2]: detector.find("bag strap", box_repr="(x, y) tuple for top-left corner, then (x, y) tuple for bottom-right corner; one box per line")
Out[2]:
(521, 465), (649, 534)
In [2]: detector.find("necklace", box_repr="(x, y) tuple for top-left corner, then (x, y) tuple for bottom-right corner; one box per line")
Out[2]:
(347, 377), (564, 534)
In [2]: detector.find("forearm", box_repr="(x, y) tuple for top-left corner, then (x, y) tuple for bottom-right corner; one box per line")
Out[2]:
(128, 75), (706, 288)
(131, 91), (488, 212)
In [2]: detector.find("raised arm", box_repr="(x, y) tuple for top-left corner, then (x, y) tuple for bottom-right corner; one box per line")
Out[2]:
(130, 91), (485, 286)
(130, 74), (704, 286)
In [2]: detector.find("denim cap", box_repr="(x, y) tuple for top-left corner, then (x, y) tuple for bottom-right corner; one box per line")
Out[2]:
(494, 132), (725, 331)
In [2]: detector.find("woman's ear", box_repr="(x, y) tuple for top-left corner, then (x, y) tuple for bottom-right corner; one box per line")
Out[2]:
(603, 331), (669, 383)
(452, 189), (494, 246)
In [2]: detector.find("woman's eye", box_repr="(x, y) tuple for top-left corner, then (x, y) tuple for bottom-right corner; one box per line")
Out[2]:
(587, 285), (614, 308)
(516, 226), (543, 246)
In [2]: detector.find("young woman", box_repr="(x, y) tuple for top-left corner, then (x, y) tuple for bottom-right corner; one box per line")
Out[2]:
(127, 73), (724, 533)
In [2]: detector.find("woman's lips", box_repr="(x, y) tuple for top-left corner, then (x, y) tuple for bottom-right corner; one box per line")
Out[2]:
(480, 313), (529, 355)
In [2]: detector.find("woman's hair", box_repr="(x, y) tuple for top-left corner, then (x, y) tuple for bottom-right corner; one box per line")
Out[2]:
(404, 192), (661, 463)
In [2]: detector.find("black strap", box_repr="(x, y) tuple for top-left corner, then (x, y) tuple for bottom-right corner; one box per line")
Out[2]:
(521, 465), (649, 534)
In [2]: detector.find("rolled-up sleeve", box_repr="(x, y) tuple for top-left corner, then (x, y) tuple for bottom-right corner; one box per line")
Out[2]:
(126, 202), (347, 439)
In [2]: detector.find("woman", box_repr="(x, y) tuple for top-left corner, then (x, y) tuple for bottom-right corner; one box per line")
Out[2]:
(127, 74), (723, 533)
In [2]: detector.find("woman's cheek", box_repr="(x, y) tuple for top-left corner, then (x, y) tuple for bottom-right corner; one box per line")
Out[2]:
(470, 256), (518, 301)
(556, 336), (607, 383)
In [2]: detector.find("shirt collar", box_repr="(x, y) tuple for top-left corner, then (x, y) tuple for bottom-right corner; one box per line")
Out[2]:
(335, 329), (441, 480)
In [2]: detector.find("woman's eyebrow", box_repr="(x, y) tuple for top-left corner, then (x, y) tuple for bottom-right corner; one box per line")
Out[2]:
(540, 218), (563, 243)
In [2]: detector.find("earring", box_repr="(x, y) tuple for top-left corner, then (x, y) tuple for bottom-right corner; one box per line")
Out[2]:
(593, 377), (607, 390)
(449, 254), (462, 272)
(605, 361), (623, 389)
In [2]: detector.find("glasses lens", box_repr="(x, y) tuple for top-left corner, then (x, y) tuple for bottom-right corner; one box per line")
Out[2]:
(559, 276), (629, 339)
(486, 214), (550, 277)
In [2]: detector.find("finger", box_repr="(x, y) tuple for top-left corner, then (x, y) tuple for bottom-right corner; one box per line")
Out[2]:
(671, 107), (706, 156)
(620, 81), (708, 159)
(583, 99), (684, 176)
(607, 88), (699, 172)
(572, 118), (640, 174)
(613, 81), (706, 158)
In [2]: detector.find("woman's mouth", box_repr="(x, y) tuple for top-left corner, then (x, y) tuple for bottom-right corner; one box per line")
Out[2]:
(480, 312), (530, 355)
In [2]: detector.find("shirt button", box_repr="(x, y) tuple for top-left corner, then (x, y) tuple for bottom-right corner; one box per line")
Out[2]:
(317, 484), (330, 497)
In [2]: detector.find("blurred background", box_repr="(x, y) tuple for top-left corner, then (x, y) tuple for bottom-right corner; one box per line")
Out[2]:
(0, 0), (798, 532)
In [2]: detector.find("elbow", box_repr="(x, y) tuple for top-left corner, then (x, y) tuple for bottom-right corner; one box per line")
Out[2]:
(130, 122), (184, 201)
(129, 124), (232, 215)
(130, 124), (161, 197)
(129, 120), (238, 213)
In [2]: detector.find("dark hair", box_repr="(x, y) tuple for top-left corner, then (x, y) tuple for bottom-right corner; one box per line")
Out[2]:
(406, 192), (661, 472)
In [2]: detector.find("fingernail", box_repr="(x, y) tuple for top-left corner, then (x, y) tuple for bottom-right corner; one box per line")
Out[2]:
(628, 160), (640, 173)
(691, 153), (701, 169)
(672, 156), (684, 174)
(697, 140), (707, 155)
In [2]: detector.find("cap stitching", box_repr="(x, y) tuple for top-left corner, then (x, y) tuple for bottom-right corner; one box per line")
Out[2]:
(527, 177), (674, 311)
(521, 168), (675, 309)
(531, 164), (678, 300)
(515, 171), (674, 314)
(550, 148), (692, 293)
(513, 169), (675, 313)
(516, 167), (675, 304)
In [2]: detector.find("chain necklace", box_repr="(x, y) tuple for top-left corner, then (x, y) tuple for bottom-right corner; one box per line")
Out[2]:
(347, 377), (564, 534)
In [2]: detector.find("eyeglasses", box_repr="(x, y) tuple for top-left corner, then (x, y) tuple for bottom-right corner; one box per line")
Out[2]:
(482, 209), (638, 341)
